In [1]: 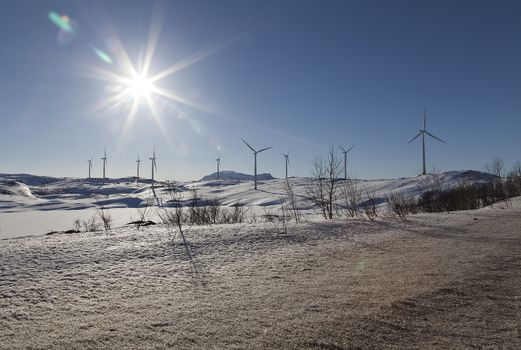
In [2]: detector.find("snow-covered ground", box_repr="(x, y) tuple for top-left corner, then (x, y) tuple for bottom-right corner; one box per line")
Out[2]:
(1, 196), (520, 349)
(0, 170), (494, 239)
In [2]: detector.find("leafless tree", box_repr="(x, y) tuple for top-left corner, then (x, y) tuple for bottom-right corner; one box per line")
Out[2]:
(507, 161), (521, 196)
(339, 177), (362, 218)
(485, 157), (505, 178)
(305, 147), (342, 219)
(485, 157), (509, 207)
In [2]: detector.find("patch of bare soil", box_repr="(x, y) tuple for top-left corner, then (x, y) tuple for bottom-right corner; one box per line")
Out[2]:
(1, 205), (520, 349)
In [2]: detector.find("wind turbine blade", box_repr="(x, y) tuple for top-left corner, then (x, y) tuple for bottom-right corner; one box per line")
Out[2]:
(257, 146), (273, 153)
(407, 132), (422, 144)
(154, 161), (158, 174)
(241, 138), (256, 152)
(346, 145), (354, 153)
(338, 145), (346, 153)
(423, 109), (426, 130)
(424, 130), (446, 143)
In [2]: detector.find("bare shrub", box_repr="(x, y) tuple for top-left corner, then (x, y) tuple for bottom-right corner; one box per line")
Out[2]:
(361, 185), (379, 221)
(82, 215), (101, 232)
(283, 179), (301, 222)
(439, 179), (480, 212)
(506, 161), (521, 197)
(279, 201), (290, 234)
(206, 197), (221, 224)
(417, 170), (444, 212)
(305, 147), (342, 219)
(386, 191), (417, 221)
(188, 188), (205, 225)
(230, 202), (248, 223)
(339, 177), (362, 218)
(97, 207), (113, 231)
(135, 196), (154, 230)
(73, 218), (82, 232)
(217, 202), (248, 224)
(157, 183), (186, 240)
(261, 207), (278, 223)
(484, 157), (510, 208)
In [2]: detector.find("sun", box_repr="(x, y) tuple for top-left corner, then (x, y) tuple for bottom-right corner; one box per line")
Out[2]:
(127, 72), (153, 100)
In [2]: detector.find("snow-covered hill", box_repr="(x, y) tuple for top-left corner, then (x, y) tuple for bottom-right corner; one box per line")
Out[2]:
(199, 170), (275, 181)
(0, 170), (496, 238)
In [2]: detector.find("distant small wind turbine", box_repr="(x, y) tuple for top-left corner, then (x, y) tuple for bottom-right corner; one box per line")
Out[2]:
(101, 149), (108, 181)
(150, 147), (158, 185)
(283, 152), (290, 179)
(407, 110), (446, 176)
(136, 155), (141, 184)
(241, 138), (273, 190)
(87, 157), (93, 179)
(216, 154), (221, 180)
(338, 145), (354, 180)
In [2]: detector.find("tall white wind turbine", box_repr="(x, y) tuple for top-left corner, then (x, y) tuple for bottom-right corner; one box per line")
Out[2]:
(216, 154), (221, 180)
(338, 145), (354, 180)
(87, 157), (93, 179)
(136, 155), (141, 184)
(150, 148), (158, 185)
(283, 152), (290, 179)
(241, 138), (273, 190)
(407, 110), (446, 176)
(101, 149), (108, 181)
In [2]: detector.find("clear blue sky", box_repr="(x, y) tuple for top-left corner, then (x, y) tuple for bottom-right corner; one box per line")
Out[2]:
(1, 0), (520, 180)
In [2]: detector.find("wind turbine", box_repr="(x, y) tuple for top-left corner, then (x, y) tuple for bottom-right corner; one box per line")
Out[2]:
(241, 138), (273, 190)
(216, 154), (221, 180)
(407, 110), (446, 176)
(87, 157), (93, 179)
(101, 149), (108, 181)
(338, 145), (354, 180)
(136, 155), (141, 184)
(150, 147), (158, 185)
(283, 152), (290, 179)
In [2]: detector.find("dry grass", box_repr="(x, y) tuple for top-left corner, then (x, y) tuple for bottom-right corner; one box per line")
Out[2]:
(1, 203), (520, 349)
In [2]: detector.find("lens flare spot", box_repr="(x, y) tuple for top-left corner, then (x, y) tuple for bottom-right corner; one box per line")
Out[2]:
(92, 47), (113, 64)
(48, 11), (74, 33)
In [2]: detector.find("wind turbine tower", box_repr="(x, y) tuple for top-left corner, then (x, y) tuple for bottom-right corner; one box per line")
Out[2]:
(241, 138), (273, 190)
(136, 155), (141, 184)
(283, 153), (290, 179)
(216, 154), (221, 180)
(407, 110), (446, 176)
(101, 149), (108, 180)
(150, 148), (158, 185)
(87, 157), (93, 179)
(339, 145), (354, 180)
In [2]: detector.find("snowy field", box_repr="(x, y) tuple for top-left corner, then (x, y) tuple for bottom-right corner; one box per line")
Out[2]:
(1, 171), (520, 349)
(0, 170), (493, 239)
(0, 197), (520, 349)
